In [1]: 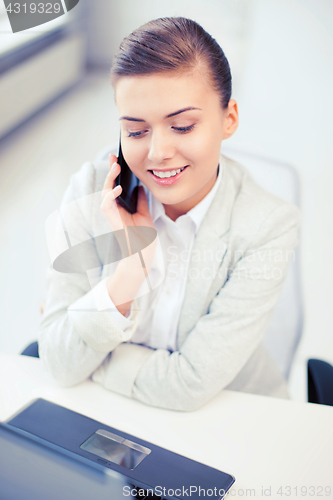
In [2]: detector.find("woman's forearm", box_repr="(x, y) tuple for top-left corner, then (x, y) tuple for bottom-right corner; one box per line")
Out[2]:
(106, 258), (147, 317)
(39, 263), (139, 386)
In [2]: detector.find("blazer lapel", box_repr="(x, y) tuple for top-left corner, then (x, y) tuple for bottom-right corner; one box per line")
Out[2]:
(177, 156), (240, 345)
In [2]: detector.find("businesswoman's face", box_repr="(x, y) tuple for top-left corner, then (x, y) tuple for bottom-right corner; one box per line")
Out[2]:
(115, 69), (238, 220)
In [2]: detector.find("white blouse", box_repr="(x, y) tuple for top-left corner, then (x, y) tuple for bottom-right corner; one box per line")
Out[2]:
(102, 166), (222, 352)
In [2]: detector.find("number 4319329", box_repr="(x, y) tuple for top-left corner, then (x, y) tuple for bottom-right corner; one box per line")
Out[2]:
(5, 3), (62, 14)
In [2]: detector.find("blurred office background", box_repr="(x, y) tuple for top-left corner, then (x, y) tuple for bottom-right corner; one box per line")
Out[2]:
(0, 0), (332, 402)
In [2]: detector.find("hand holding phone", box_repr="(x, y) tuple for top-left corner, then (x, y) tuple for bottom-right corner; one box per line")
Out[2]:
(101, 153), (156, 250)
(101, 153), (157, 315)
(101, 154), (156, 256)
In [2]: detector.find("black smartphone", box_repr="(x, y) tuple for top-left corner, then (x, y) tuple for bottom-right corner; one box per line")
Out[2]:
(115, 140), (140, 214)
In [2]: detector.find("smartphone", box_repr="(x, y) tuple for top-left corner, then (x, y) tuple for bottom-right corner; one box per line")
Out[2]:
(115, 140), (140, 214)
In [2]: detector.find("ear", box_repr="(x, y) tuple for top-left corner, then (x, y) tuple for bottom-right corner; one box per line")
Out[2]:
(222, 99), (239, 139)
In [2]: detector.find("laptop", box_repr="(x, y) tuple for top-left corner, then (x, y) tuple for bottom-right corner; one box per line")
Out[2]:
(0, 398), (235, 499)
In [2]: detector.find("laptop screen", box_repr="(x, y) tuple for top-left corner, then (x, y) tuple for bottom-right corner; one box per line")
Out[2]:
(0, 423), (162, 500)
(3, 399), (235, 500)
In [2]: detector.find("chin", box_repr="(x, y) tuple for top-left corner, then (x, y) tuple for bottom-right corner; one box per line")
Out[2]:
(151, 193), (175, 205)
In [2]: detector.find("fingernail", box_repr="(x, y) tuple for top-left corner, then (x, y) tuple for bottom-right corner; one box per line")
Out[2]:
(111, 162), (117, 172)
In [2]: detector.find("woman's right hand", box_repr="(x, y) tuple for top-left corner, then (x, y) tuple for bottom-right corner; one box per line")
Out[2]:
(101, 154), (157, 314)
(101, 153), (155, 234)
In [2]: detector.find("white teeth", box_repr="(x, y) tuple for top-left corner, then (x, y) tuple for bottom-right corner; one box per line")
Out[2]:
(152, 167), (185, 178)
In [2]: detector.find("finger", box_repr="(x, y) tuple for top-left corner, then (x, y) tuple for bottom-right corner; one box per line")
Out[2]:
(101, 153), (119, 196)
(101, 183), (122, 208)
(101, 162), (120, 199)
(100, 187), (124, 231)
(137, 185), (150, 216)
(101, 186), (121, 210)
(109, 153), (117, 168)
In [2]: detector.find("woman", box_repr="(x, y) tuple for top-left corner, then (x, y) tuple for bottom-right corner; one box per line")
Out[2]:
(39, 17), (301, 411)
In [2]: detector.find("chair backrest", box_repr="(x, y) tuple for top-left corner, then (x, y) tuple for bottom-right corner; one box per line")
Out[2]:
(221, 145), (303, 380)
(95, 144), (303, 380)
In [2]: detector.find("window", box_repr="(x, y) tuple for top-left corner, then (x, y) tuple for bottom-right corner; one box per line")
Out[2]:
(0, 2), (74, 57)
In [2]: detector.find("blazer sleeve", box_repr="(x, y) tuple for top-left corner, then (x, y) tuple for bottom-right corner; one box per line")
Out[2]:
(91, 202), (301, 411)
(39, 162), (139, 386)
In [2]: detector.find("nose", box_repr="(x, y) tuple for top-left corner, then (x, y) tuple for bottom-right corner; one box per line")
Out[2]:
(147, 129), (175, 163)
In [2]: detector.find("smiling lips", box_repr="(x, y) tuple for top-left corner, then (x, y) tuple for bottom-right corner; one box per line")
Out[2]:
(148, 165), (188, 185)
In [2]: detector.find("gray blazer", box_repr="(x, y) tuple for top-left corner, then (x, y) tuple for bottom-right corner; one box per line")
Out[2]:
(39, 154), (301, 411)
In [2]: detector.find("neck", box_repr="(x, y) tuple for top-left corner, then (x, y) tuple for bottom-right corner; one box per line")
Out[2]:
(163, 167), (218, 221)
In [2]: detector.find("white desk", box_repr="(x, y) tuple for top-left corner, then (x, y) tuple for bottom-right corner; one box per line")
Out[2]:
(0, 352), (332, 500)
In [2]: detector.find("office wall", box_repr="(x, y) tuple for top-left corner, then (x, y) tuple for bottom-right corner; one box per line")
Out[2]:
(226, 0), (333, 385)
(83, 0), (252, 97)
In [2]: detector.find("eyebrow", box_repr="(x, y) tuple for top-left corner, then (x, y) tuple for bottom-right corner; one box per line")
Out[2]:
(119, 107), (201, 122)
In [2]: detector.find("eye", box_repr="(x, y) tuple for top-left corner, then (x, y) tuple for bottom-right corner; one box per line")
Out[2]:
(127, 124), (195, 137)
(172, 124), (195, 133)
(128, 130), (148, 138)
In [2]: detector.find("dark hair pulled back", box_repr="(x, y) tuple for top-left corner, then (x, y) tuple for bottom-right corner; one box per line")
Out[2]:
(110, 17), (232, 109)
